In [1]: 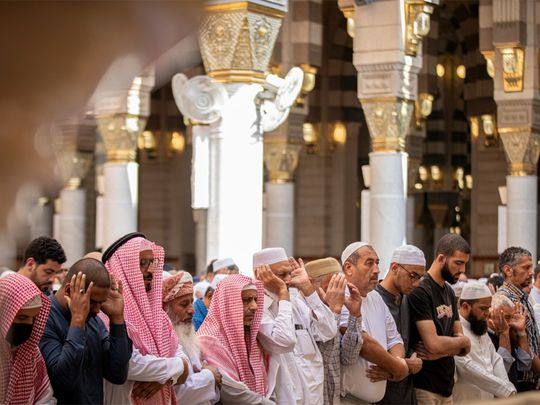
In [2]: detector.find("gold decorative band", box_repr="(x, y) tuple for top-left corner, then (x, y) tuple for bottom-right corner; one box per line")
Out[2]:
(106, 150), (137, 164)
(208, 69), (267, 84)
(204, 1), (286, 19)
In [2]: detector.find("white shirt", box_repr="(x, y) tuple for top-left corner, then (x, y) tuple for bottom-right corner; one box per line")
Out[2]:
(103, 344), (188, 405)
(175, 345), (219, 405)
(341, 290), (403, 403)
(259, 289), (337, 405)
(453, 316), (516, 403)
(530, 286), (540, 304)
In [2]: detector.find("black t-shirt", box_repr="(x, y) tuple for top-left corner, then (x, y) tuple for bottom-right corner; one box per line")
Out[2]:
(408, 273), (458, 397)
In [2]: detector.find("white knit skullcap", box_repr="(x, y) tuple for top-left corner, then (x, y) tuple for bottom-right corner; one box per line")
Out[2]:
(139, 239), (154, 252)
(211, 274), (229, 289)
(451, 281), (466, 298)
(390, 245), (426, 267)
(461, 282), (492, 300)
(253, 247), (288, 268)
(22, 295), (42, 309)
(341, 242), (370, 265)
(213, 257), (235, 271)
(242, 283), (257, 291)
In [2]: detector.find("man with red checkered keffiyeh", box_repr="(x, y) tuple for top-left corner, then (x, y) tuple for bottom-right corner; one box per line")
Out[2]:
(197, 274), (275, 404)
(103, 233), (189, 405)
(0, 273), (54, 404)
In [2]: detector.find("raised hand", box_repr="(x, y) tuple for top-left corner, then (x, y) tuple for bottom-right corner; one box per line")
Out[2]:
(488, 307), (509, 334)
(101, 273), (125, 324)
(288, 257), (315, 296)
(344, 282), (362, 318)
(65, 272), (93, 329)
(320, 273), (346, 314)
(255, 264), (289, 300)
(509, 302), (527, 333)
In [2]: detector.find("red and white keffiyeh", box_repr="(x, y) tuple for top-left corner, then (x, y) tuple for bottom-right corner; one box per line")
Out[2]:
(0, 273), (51, 405)
(197, 274), (268, 396)
(105, 237), (179, 405)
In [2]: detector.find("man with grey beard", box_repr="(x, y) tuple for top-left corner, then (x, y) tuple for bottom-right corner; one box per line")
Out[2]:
(162, 271), (221, 404)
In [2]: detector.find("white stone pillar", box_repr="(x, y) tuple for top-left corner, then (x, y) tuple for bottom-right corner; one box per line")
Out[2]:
(361, 189), (371, 243)
(59, 188), (86, 266)
(29, 198), (52, 239)
(370, 151), (408, 276)
(265, 182), (294, 255)
(506, 175), (537, 262)
(103, 162), (139, 249)
(206, 83), (264, 273)
(498, 205), (507, 254)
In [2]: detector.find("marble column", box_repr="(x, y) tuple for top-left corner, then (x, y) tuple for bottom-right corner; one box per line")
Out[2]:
(172, 0), (299, 273)
(94, 68), (154, 249)
(339, 0), (435, 275)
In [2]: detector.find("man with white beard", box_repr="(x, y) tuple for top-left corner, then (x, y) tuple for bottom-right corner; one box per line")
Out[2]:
(162, 271), (221, 404)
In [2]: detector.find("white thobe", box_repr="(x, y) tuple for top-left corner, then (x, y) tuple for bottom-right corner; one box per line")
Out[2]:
(259, 289), (337, 405)
(103, 344), (188, 404)
(35, 383), (55, 405)
(340, 291), (403, 404)
(175, 346), (219, 404)
(453, 316), (516, 403)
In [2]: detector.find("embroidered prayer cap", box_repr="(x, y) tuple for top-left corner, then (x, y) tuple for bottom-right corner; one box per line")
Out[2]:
(305, 257), (342, 279)
(213, 257), (235, 271)
(460, 282), (492, 300)
(341, 242), (370, 265)
(139, 238), (154, 252)
(162, 271), (193, 303)
(252, 247), (288, 268)
(390, 245), (426, 267)
(21, 294), (42, 309)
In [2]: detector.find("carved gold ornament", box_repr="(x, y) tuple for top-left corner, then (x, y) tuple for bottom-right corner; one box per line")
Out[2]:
(499, 128), (540, 175)
(404, 0), (438, 57)
(499, 47), (524, 92)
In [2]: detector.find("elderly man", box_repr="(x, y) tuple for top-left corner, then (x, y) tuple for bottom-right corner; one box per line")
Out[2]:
(39, 258), (132, 404)
(198, 274), (275, 404)
(340, 242), (409, 405)
(453, 283), (516, 402)
(374, 245), (426, 405)
(103, 233), (189, 404)
(253, 247), (337, 405)
(18, 236), (66, 293)
(497, 246), (540, 391)
(408, 233), (471, 405)
(304, 257), (363, 405)
(162, 271), (220, 404)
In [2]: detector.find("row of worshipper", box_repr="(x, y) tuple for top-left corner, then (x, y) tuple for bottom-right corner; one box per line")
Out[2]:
(1, 233), (538, 404)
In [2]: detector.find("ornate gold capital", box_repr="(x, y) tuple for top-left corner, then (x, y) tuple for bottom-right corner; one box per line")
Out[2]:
(199, 1), (284, 82)
(498, 47), (524, 92)
(263, 141), (301, 183)
(499, 128), (540, 175)
(481, 50), (495, 79)
(96, 114), (147, 163)
(404, 0), (438, 57)
(360, 97), (415, 152)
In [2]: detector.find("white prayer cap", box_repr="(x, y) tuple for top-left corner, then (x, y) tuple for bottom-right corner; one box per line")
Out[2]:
(242, 283), (257, 291)
(253, 247), (288, 268)
(461, 282), (492, 300)
(341, 242), (369, 265)
(390, 245), (426, 267)
(22, 294), (42, 309)
(213, 257), (235, 271)
(211, 274), (229, 289)
(451, 281), (466, 298)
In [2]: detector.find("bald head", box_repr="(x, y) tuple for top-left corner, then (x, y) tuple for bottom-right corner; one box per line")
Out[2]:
(62, 258), (111, 289)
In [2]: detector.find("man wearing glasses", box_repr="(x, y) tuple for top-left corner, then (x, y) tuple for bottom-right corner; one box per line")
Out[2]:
(375, 245), (426, 405)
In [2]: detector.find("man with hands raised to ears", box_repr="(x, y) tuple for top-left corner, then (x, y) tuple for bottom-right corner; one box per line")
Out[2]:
(253, 248), (338, 405)
(304, 257), (363, 405)
(39, 258), (132, 405)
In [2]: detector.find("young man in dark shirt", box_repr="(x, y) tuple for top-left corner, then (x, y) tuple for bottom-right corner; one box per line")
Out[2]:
(408, 234), (471, 404)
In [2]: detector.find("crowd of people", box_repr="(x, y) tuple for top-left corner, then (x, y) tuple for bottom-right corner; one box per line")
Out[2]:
(1, 232), (539, 404)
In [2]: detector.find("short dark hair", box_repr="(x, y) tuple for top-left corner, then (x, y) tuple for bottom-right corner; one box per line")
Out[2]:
(23, 236), (66, 265)
(204, 286), (214, 296)
(498, 246), (532, 275)
(207, 259), (217, 274)
(62, 258), (111, 289)
(486, 273), (504, 291)
(435, 233), (470, 257)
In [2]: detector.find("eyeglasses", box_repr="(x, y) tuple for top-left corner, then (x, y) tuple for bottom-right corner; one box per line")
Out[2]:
(140, 258), (159, 271)
(396, 263), (423, 281)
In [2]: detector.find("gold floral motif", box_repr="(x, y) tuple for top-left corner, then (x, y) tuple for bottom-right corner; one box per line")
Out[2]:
(263, 141), (302, 183)
(499, 129), (540, 175)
